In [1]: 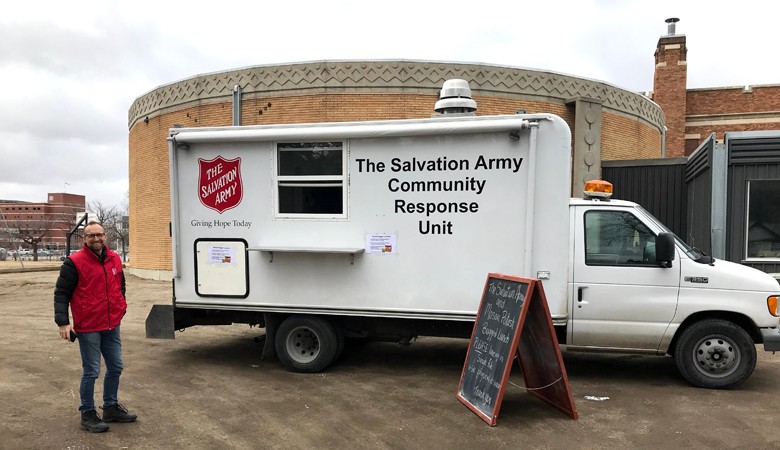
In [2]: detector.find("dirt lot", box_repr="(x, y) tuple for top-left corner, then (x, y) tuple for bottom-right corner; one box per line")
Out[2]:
(0, 260), (62, 269)
(1, 269), (780, 450)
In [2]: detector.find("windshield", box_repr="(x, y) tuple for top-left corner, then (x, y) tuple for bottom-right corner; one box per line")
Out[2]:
(635, 206), (701, 260)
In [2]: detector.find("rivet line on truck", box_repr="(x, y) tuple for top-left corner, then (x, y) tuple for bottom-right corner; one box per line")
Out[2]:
(146, 79), (780, 389)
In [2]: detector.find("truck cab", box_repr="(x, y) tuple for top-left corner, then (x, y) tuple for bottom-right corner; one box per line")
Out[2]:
(564, 190), (780, 389)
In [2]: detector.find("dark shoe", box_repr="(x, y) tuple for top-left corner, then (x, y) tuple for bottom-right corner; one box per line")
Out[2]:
(80, 410), (110, 433)
(101, 403), (137, 423)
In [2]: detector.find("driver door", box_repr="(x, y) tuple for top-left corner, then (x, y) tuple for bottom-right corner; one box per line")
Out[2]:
(570, 207), (680, 350)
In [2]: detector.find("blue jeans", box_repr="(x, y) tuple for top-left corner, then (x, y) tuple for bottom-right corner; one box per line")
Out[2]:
(77, 326), (123, 412)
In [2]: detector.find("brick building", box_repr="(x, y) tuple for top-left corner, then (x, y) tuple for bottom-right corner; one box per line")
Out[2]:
(650, 20), (780, 157)
(0, 193), (85, 250)
(127, 21), (780, 280)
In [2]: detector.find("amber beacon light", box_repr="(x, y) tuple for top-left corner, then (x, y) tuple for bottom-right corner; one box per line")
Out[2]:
(583, 180), (613, 198)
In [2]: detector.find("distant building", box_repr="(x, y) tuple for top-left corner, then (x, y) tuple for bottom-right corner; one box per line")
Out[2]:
(0, 193), (85, 250)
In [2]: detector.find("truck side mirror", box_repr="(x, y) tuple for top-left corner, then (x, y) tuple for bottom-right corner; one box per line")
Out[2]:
(656, 232), (676, 267)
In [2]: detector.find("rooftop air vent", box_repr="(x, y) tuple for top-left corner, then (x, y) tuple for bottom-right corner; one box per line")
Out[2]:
(434, 79), (477, 115)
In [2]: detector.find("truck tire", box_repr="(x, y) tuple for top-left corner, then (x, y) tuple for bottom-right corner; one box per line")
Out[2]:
(333, 325), (345, 361)
(674, 319), (757, 389)
(275, 315), (338, 373)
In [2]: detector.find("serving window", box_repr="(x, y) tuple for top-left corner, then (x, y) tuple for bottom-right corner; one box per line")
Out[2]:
(275, 142), (347, 219)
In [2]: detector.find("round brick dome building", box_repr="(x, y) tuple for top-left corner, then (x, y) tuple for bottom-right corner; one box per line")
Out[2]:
(127, 60), (665, 279)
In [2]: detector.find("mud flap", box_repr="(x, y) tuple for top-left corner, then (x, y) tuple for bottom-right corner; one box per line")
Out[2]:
(146, 305), (175, 339)
(262, 313), (282, 360)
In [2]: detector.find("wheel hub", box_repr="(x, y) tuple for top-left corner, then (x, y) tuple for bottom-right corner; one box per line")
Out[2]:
(285, 327), (321, 364)
(694, 336), (740, 378)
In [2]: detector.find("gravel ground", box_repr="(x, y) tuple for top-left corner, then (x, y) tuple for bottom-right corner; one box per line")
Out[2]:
(1, 270), (779, 450)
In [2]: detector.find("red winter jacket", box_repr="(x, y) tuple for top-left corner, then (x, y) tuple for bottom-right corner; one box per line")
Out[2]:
(53, 245), (127, 332)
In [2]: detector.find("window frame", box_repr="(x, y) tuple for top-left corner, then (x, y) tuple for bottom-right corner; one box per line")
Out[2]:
(583, 209), (661, 268)
(273, 140), (349, 220)
(744, 179), (780, 262)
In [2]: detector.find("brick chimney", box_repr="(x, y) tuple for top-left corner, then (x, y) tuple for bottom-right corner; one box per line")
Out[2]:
(653, 18), (687, 158)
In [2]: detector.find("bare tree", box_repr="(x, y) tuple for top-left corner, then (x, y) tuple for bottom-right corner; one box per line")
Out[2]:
(1, 203), (81, 261)
(0, 210), (18, 261)
(88, 200), (118, 229)
(116, 192), (129, 261)
(58, 206), (83, 252)
(9, 217), (58, 261)
(87, 198), (129, 260)
(88, 200), (119, 250)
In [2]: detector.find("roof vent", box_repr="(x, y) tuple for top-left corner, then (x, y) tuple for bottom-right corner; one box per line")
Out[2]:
(665, 18), (679, 35)
(434, 79), (477, 115)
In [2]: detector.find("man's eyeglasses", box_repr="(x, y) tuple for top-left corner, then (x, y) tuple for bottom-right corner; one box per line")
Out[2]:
(85, 233), (106, 239)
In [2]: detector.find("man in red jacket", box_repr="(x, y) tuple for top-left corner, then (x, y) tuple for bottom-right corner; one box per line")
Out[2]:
(54, 221), (137, 433)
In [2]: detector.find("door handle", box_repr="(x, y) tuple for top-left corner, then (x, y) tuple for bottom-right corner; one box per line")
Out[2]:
(577, 287), (588, 308)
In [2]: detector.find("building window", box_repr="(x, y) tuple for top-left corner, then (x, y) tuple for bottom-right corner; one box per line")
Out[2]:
(275, 142), (346, 218)
(746, 180), (780, 260)
(584, 210), (658, 266)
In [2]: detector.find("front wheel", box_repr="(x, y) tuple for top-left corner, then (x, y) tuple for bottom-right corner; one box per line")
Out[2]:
(674, 319), (756, 389)
(275, 315), (338, 373)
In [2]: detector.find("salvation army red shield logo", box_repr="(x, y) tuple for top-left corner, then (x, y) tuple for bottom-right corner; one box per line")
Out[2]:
(198, 156), (243, 213)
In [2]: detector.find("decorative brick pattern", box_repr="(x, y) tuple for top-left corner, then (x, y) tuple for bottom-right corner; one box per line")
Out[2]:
(129, 61), (664, 131)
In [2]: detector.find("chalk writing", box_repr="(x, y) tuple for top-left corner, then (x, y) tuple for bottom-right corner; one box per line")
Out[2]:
(458, 275), (529, 421)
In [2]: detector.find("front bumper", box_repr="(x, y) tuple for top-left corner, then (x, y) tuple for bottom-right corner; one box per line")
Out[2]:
(761, 327), (780, 351)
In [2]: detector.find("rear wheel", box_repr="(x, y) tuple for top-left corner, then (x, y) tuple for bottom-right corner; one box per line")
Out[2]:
(275, 315), (338, 373)
(674, 319), (756, 389)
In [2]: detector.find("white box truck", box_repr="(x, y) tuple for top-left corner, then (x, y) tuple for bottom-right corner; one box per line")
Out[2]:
(147, 80), (780, 389)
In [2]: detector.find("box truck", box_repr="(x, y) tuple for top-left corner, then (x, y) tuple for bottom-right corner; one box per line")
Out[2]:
(147, 80), (780, 389)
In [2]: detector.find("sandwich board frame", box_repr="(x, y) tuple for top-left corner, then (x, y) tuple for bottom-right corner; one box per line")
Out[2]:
(456, 273), (577, 426)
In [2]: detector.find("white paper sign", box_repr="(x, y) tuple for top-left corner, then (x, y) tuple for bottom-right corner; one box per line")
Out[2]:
(366, 234), (397, 254)
(208, 245), (235, 264)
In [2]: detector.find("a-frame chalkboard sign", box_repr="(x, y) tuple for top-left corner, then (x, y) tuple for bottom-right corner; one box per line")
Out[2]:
(456, 273), (577, 426)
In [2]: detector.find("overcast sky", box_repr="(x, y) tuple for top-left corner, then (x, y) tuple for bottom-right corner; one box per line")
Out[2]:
(1, 0), (777, 207)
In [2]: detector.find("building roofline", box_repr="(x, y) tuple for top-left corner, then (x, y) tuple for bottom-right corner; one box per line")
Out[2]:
(129, 59), (665, 132)
(688, 83), (780, 93)
(132, 58), (656, 104)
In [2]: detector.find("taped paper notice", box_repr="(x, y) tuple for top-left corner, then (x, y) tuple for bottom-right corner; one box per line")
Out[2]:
(208, 245), (235, 264)
(366, 234), (396, 254)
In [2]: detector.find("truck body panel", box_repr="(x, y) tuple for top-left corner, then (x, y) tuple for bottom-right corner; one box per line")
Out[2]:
(169, 114), (571, 322)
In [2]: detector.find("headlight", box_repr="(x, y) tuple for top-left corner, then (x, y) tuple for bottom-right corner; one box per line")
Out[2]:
(769, 296), (779, 317)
